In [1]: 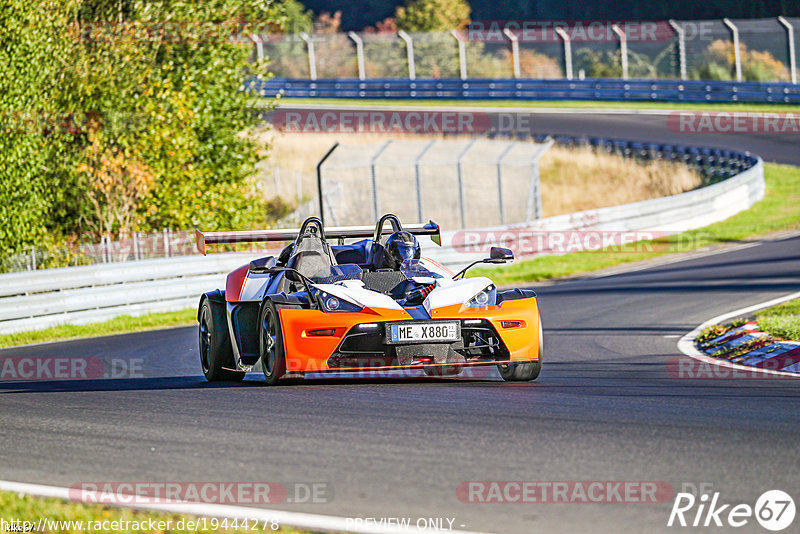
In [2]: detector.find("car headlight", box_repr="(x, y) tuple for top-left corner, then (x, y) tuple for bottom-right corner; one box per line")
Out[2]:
(319, 292), (362, 313)
(466, 285), (497, 308)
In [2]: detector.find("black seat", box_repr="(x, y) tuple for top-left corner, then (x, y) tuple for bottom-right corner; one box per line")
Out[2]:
(287, 234), (337, 279)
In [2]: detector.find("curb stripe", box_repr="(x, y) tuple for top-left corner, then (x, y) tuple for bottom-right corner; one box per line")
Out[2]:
(677, 291), (800, 379)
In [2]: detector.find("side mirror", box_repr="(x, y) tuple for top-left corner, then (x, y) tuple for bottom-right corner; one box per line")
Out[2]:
(486, 246), (514, 264)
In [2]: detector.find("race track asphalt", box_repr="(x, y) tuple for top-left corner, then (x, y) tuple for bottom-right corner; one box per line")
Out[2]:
(1, 109), (799, 533)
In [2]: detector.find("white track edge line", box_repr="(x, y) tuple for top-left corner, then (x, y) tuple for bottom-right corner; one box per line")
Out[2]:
(677, 291), (800, 379)
(0, 480), (482, 534)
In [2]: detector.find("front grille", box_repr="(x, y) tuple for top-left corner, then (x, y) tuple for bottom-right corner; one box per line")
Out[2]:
(327, 319), (510, 369)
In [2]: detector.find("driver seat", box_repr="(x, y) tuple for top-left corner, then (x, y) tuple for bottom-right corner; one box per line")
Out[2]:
(286, 233), (337, 279)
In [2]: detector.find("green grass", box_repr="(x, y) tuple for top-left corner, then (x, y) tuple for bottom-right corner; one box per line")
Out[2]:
(472, 163), (800, 285)
(0, 490), (302, 533)
(274, 97), (800, 113)
(0, 309), (196, 349)
(756, 299), (800, 341)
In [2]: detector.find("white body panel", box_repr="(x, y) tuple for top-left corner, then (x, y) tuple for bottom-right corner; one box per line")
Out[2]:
(423, 277), (493, 314)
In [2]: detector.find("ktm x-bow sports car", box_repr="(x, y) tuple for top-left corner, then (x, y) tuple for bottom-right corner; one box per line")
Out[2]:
(195, 214), (542, 384)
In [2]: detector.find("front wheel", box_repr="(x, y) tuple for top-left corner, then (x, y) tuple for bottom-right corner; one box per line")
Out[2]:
(199, 298), (245, 382)
(498, 318), (543, 382)
(260, 300), (287, 386)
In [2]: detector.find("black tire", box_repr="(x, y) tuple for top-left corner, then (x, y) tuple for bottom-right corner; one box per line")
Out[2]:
(498, 318), (543, 382)
(260, 300), (288, 386)
(199, 297), (245, 382)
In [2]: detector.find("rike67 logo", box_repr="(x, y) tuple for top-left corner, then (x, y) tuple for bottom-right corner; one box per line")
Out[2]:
(668, 489), (795, 531)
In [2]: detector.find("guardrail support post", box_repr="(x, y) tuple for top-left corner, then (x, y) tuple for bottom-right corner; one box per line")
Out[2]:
(451, 30), (467, 80)
(414, 140), (436, 222)
(555, 27), (573, 80)
(503, 29), (520, 78)
(249, 34), (264, 63)
(347, 31), (366, 81)
(133, 231), (141, 261)
(611, 24), (629, 80)
(298, 32), (317, 81)
(163, 229), (171, 258)
(398, 30), (416, 80)
(30, 247), (36, 271)
(456, 139), (477, 228)
(102, 235), (110, 263)
(723, 18), (743, 82)
(369, 141), (393, 221)
(316, 142), (339, 223)
(779, 16), (797, 84)
(668, 20), (687, 80)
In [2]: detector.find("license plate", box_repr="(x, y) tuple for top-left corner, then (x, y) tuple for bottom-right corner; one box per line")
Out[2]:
(388, 322), (460, 344)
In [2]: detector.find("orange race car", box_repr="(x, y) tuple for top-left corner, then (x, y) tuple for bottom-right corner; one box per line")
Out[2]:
(196, 214), (542, 384)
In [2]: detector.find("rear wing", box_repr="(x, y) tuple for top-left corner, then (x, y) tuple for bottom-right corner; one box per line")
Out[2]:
(195, 221), (441, 255)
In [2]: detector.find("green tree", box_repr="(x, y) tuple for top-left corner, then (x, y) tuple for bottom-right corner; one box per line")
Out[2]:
(395, 0), (470, 32)
(0, 0), (80, 263)
(1, 0), (285, 268)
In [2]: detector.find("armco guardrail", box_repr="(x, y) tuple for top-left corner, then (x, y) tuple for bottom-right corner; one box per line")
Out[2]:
(422, 154), (764, 268)
(0, 254), (253, 335)
(0, 141), (763, 335)
(252, 77), (800, 104)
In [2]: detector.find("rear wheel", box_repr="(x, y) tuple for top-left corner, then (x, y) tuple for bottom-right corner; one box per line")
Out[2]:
(498, 318), (543, 382)
(260, 300), (287, 386)
(199, 298), (245, 382)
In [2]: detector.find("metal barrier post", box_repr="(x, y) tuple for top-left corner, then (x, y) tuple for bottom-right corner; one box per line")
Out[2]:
(250, 34), (264, 63)
(348, 31), (366, 81)
(316, 142), (339, 223)
(370, 141), (393, 221)
(495, 143), (516, 225)
(555, 27), (573, 80)
(451, 30), (467, 80)
(298, 32), (317, 81)
(723, 19), (742, 82)
(668, 20), (687, 80)
(611, 24), (628, 80)
(778, 17), (797, 84)
(398, 30), (416, 80)
(503, 29), (520, 79)
(133, 231), (141, 261)
(414, 140), (436, 222)
(456, 139), (477, 228)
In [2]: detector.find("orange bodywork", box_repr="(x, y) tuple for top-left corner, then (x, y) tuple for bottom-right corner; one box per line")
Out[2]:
(279, 297), (540, 373)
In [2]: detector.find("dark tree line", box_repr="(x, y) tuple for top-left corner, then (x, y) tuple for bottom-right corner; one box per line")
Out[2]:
(299, 0), (800, 31)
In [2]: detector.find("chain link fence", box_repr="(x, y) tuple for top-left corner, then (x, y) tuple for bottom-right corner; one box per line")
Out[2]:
(317, 139), (552, 230)
(256, 18), (800, 83)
